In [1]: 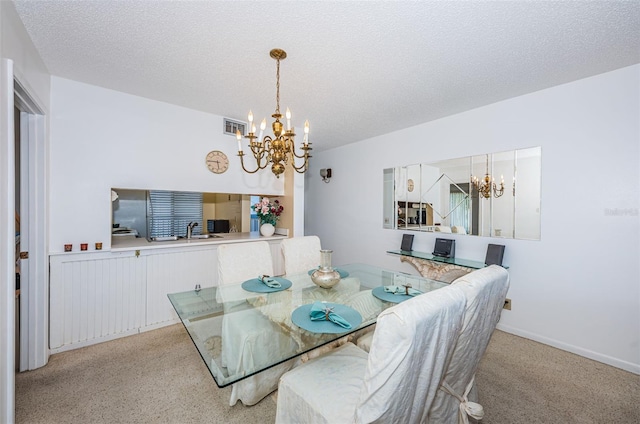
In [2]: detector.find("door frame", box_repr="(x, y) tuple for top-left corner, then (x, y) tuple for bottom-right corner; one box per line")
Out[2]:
(14, 77), (48, 372)
(1, 58), (48, 423)
(0, 57), (16, 424)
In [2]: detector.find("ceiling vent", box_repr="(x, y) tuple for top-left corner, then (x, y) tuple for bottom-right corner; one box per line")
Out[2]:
(223, 118), (246, 137)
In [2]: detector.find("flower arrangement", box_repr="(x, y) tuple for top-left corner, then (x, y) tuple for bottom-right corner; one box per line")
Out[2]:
(252, 197), (284, 226)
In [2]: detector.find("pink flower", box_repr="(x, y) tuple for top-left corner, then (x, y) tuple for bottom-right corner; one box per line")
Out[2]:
(252, 197), (284, 226)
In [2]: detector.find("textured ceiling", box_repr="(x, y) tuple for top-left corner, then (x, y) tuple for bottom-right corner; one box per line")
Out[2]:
(13, 1), (640, 152)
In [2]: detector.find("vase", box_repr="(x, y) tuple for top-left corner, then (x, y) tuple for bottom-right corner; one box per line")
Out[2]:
(311, 249), (341, 289)
(260, 223), (275, 237)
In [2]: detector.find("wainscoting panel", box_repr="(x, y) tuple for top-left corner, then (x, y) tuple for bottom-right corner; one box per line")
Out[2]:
(49, 252), (146, 351)
(145, 248), (218, 326)
(49, 238), (285, 352)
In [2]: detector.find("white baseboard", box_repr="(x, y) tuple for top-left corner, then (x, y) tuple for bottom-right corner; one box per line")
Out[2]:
(496, 323), (640, 375)
(49, 328), (140, 354)
(49, 320), (180, 354)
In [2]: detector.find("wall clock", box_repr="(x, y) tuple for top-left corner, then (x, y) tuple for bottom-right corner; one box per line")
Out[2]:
(205, 150), (229, 174)
(407, 179), (415, 192)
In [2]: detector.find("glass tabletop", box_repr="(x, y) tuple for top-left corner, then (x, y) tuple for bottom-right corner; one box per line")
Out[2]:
(167, 263), (447, 387)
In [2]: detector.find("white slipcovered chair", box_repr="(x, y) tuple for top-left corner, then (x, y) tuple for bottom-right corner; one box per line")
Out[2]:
(275, 284), (467, 424)
(217, 242), (297, 406)
(435, 225), (453, 233)
(428, 264), (510, 423)
(281, 235), (322, 275)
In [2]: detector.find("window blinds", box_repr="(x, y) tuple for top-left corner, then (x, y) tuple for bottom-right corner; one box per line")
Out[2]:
(148, 190), (203, 238)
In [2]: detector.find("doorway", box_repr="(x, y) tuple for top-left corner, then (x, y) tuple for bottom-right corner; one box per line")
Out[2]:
(1, 58), (48, 424)
(14, 78), (48, 372)
(14, 105), (20, 371)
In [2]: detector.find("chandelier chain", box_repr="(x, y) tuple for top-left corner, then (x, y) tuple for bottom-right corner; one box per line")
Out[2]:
(275, 57), (281, 116)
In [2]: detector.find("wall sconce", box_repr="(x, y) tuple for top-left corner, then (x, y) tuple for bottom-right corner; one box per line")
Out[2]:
(320, 168), (332, 183)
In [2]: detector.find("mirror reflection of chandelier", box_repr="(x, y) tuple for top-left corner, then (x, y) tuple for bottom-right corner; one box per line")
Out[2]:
(471, 154), (504, 198)
(236, 48), (312, 178)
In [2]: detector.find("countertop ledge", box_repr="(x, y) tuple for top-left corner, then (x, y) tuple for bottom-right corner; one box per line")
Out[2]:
(50, 231), (287, 255)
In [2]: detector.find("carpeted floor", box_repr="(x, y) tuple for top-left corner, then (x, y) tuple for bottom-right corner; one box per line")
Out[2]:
(476, 330), (639, 423)
(16, 325), (275, 424)
(15, 325), (640, 423)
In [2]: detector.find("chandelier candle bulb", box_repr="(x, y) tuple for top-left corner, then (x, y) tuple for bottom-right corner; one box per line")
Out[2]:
(248, 110), (253, 128)
(286, 108), (291, 130)
(304, 120), (309, 145)
(259, 119), (266, 140)
(236, 130), (243, 152)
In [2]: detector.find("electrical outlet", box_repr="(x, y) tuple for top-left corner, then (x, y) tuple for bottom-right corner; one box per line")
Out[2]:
(503, 298), (512, 310)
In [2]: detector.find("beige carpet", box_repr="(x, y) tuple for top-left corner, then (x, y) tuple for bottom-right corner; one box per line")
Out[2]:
(476, 331), (640, 423)
(16, 325), (639, 423)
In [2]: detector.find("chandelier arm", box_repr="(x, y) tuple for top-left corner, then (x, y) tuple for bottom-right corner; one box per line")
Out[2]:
(249, 145), (268, 161)
(492, 181), (505, 198)
(238, 152), (268, 174)
(291, 148), (308, 159)
(290, 141), (312, 159)
(290, 156), (311, 173)
(247, 136), (273, 167)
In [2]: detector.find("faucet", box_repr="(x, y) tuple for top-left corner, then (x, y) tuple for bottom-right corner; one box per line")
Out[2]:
(186, 222), (198, 239)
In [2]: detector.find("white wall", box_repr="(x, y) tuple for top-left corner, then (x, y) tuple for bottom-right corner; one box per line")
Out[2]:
(50, 77), (285, 252)
(306, 65), (640, 373)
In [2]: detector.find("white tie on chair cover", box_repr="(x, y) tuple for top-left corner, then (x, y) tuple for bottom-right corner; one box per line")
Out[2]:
(281, 235), (322, 275)
(217, 242), (297, 406)
(428, 265), (510, 423)
(275, 284), (466, 424)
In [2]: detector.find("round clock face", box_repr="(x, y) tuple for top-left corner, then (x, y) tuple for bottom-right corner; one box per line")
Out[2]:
(407, 179), (415, 192)
(205, 150), (229, 174)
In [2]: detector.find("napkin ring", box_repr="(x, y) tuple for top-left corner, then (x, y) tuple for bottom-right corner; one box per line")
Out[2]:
(323, 306), (334, 320)
(402, 283), (412, 295)
(260, 274), (270, 283)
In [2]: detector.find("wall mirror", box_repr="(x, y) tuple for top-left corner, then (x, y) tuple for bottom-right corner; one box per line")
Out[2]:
(383, 146), (541, 240)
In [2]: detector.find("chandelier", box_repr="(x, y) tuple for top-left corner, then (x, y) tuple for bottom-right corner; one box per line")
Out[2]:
(471, 155), (504, 198)
(236, 49), (311, 178)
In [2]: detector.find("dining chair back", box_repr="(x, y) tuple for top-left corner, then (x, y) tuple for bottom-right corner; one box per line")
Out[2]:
(435, 225), (453, 233)
(218, 241), (274, 285)
(276, 284), (467, 423)
(281, 235), (322, 275)
(217, 241), (296, 406)
(428, 264), (510, 423)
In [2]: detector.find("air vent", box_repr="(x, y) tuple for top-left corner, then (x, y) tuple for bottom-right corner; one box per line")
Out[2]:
(223, 118), (247, 136)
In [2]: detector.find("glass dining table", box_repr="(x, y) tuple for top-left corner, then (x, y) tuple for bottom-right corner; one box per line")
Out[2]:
(167, 263), (447, 388)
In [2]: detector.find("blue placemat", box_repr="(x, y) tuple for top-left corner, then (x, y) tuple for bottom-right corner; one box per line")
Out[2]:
(241, 277), (292, 293)
(291, 302), (362, 334)
(307, 268), (350, 278)
(372, 286), (421, 303)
